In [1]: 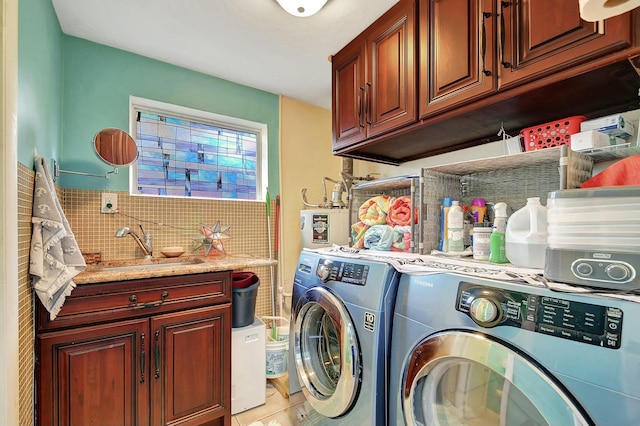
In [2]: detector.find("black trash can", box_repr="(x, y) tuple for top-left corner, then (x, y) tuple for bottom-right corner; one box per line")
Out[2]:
(232, 272), (260, 328)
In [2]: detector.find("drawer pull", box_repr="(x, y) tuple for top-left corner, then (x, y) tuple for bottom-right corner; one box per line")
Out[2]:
(154, 330), (161, 379)
(140, 333), (146, 384)
(129, 291), (170, 308)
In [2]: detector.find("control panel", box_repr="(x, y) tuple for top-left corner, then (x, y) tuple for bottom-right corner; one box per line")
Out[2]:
(316, 257), (369, 286)
(571, 258), (636, 284)
(456, 282), (623, 349)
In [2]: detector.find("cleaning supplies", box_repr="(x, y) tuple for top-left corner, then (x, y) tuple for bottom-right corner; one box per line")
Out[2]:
(506, 197), (548, 268)
(447, 201), (464, 252)
(489, 202), (508, 263)
(439, 197), (455, 252)
(470, 198), (487, 223)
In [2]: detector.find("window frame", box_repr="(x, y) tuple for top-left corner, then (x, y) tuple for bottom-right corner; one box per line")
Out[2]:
(128, 96), (268, 201)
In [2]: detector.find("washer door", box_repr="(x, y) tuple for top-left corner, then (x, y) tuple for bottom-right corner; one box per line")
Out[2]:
(293, 286), (361, 418)
(403, 331), (593, 426)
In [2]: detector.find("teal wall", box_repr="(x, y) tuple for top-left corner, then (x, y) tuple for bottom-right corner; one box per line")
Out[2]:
(18, 0), (64, 168)
(18, 0), (280, 196)
(60, 36), (280, 194)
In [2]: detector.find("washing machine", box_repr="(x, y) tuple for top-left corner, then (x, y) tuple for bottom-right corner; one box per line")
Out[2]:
(289, 249), (400, 425)
(390, 272), (640, 426)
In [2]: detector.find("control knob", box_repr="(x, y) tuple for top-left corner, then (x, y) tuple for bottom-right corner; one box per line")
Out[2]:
(317, 263), (332, 282)
(606, 264), (630, 281)
(468, 297), (502, 328)
(574, 262), (593, 277)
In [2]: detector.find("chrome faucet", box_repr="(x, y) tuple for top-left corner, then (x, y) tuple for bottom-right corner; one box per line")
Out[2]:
(115, 226), (153, 259)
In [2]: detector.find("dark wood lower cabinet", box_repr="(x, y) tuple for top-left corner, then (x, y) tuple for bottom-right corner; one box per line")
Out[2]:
(35, 272), (232, 426)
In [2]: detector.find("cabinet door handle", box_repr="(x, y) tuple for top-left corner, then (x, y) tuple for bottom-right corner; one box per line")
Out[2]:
(481, 12), (492, 76)
(500, 1), (511, 68)
(358, 87), (365, 128)
(365, 82), (372, 126)
(140, 333), (146, 384)
(154, 330), (161, 379)
(129, 291), (169, 309)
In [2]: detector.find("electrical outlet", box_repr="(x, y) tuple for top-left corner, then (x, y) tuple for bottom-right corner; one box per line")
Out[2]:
(101, 193), (118, 213)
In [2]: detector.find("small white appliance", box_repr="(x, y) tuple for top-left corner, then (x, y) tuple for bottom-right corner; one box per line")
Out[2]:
(231, 317), (266, 415)
(545, 186), (640, 290)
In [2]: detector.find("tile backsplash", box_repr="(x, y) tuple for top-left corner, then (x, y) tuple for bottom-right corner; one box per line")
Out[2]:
(63, 189), (278, 320)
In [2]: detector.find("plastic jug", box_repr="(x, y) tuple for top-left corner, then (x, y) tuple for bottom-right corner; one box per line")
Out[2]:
(505, 197), (548, 268)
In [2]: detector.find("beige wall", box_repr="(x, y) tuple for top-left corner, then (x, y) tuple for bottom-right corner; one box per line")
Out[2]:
(278, 97), (345, 308)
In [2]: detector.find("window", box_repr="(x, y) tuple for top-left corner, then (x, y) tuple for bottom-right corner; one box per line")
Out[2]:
(129, 96), (267, 201)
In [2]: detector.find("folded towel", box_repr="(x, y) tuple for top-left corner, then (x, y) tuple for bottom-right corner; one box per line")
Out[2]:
(391, 225), (412, 252)
(386, 196), (415, 226)
(364, 225), (395, 251)
(350, 221), (369, 249)
(358, 195), (393, 226)
(30, 157), (86, 320)
(581, 154), (640, 188)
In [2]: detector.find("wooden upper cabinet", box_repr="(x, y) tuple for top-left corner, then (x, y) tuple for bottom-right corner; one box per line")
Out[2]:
(333, 40), (367, 148)
(498, 0), (632, 88)
(367, 0), (417, 137)
(332, 0), (417, 150)
(419, 0), (497, 117)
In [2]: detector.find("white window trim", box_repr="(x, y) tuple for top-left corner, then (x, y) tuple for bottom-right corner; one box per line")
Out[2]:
(128, 96), (268, 201)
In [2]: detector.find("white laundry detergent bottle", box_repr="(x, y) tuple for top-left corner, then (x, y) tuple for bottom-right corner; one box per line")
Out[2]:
(506, 197), (548, 268)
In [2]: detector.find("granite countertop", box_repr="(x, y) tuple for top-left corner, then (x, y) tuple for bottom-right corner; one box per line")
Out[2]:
(74, 254), (277, 284)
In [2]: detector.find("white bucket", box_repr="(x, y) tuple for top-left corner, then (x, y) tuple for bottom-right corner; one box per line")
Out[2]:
(265, 336), (288, 379)
(263, 316), (289, 379)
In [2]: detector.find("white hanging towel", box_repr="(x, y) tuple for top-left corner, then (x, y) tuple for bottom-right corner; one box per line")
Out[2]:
(30, 157), (86, 320)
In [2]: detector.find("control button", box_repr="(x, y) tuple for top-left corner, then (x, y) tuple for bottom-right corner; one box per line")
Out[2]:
(469, 298), (500, 327)
(538, 324), (558, 336)
(574, 262), (593, 277)
(605, 264), (630, 281)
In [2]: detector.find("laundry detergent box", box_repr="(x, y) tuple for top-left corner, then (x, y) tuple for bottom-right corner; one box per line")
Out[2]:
(580, 113), (635, 138)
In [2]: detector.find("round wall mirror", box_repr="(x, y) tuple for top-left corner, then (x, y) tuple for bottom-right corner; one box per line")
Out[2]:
(93, 128), (138, 166)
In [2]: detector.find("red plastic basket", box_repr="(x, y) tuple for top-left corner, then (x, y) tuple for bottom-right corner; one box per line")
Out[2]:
(520, 116), (586, 151)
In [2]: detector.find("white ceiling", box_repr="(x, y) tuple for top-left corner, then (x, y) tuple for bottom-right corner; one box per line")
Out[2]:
(52, 0), (399, 110)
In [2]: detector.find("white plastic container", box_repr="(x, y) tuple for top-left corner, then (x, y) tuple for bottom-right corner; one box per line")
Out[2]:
(447, 201), (464, 252)
(506, 197), (548, 268)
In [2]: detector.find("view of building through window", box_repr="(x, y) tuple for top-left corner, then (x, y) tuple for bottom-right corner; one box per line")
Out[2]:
(130, 98), (266, 201)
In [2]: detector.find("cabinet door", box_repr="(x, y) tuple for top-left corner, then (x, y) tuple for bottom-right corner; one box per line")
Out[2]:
(419, 0), (496, 117)
(367, 0), (418, 137)
(37, 319), (149, 426)
(150, 304), (231, 426)
(498, 0), (632, 88)
(332, 40), (367, 150)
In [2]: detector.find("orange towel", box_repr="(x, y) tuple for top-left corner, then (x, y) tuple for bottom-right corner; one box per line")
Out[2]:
(386, 196), (415, 226)
(581, 155), (640, 188)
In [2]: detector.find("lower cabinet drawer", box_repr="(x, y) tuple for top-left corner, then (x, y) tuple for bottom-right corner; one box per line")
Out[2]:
(37, 271), (231, 331)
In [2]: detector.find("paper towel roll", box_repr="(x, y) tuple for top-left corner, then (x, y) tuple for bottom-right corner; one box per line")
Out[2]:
(579, 0), (640, 22)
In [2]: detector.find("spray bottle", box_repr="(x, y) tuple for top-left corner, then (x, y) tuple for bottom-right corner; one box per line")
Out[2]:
(489, 202), (508, 263)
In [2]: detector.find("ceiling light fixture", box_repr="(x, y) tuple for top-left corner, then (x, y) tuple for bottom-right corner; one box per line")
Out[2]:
(276, 0), (328, 17)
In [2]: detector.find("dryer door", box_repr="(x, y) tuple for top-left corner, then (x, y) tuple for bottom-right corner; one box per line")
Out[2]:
(402, 330), (593, 426)
(293, 286), (361, 418)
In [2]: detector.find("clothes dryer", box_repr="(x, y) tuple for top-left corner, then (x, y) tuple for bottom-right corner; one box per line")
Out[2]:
(289, 249), (400, 425)
(390, 273), (640, 425)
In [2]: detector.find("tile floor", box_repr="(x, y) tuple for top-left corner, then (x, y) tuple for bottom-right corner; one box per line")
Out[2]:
(232, 384), (312, 426)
